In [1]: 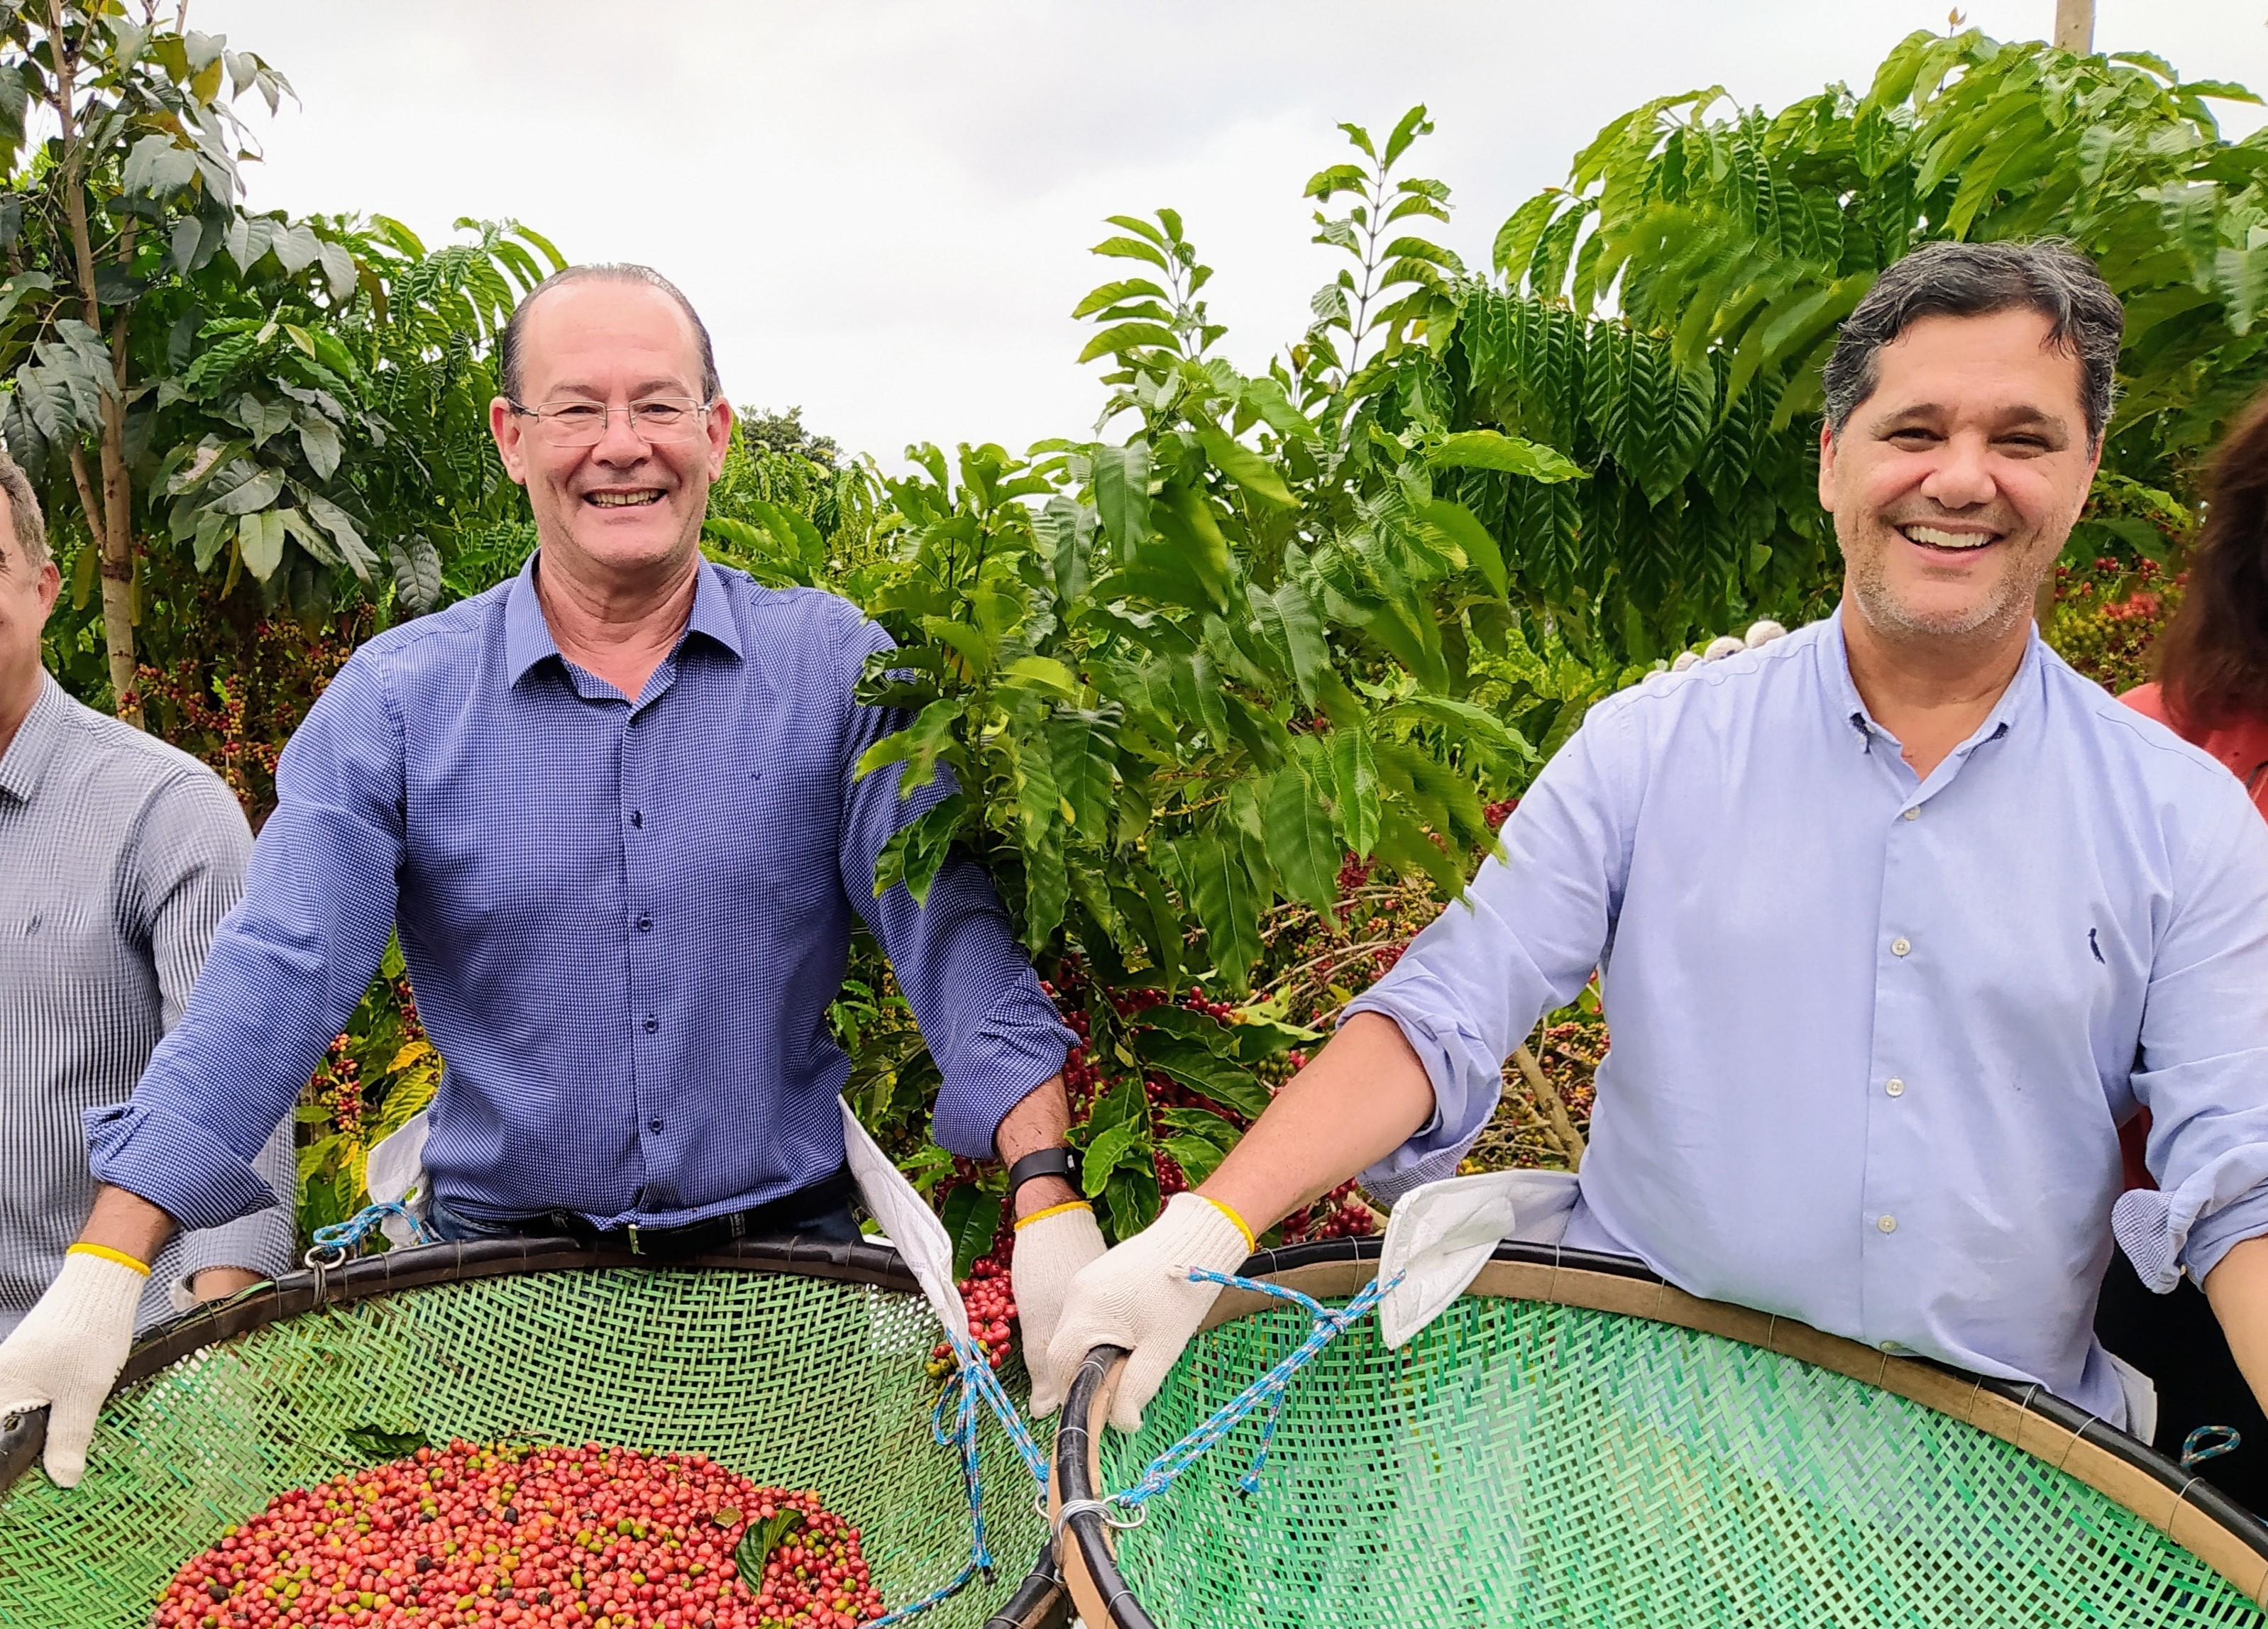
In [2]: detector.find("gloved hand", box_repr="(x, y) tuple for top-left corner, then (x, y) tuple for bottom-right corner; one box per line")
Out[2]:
(0, 1246), (148, 1487)
(1011, 1200), (1108, 1416)
(1042, 1192), (1254, 1432)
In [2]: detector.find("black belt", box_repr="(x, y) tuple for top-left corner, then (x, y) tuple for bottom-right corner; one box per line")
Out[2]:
(479, 1166), (858, 1257)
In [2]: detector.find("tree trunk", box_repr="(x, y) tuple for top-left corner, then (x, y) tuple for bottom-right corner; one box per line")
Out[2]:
(2054, 0), (2094, 54)
(45, 0), (141, 724)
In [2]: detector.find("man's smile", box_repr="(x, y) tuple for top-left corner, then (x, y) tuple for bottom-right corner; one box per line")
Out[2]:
(586, 488), (665, 508)
(1895, 521), (2001, 554)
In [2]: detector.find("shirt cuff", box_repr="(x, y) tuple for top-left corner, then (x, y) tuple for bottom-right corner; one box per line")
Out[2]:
(2113, 1144), (2268, 1291)
(1342, 993), (1500, 1205)
(927, 988), (1076, 1159)
(85, 1101), (282, 1235)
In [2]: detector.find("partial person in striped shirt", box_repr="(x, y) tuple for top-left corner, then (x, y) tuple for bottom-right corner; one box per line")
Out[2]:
(0, 265), (1107, 1489)
(0, 451), (294, 1368)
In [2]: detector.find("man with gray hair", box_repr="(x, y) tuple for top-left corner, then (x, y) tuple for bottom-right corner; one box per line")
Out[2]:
(0, 452), (294, 1387)
(1045, 238), (2268, 1439)
(0, 265), (1102, 1488)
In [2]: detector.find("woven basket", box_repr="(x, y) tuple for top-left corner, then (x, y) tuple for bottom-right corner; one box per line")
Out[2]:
(1056, 1238), (2268, 1628)
(0, 1236), (1063, 1629)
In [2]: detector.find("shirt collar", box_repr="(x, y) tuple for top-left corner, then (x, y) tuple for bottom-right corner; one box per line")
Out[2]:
(505, 550), (746, 689)
(1824, 607), (2044, 754)
(0, 673), (70, 805)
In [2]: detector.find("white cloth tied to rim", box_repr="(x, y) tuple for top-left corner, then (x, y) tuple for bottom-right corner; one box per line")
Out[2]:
(1377, 1169), (1578, 1349)
(840, 1099), (971, 1343)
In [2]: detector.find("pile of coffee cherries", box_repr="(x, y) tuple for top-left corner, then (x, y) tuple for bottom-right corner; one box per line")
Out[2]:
(153, 1440), (884, 1629)
(928, 1251), (1016, 1376)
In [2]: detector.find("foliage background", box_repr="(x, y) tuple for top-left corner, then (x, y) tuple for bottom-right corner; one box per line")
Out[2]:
(11, 19), (2225, 1310)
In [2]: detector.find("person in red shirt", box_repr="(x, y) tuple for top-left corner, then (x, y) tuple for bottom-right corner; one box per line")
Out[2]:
(2098, 390), (2268, 1507)
(2122, 385), (2268, 810)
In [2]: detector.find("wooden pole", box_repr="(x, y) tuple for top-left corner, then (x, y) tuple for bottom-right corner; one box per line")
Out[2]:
(2054, 0), (2095, 53)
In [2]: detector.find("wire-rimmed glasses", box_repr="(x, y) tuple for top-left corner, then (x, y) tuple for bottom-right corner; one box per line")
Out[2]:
(507, 397), (715, 447)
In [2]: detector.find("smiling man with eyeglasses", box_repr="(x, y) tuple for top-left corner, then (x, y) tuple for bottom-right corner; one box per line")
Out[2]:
(0, 265), (1106, 1487)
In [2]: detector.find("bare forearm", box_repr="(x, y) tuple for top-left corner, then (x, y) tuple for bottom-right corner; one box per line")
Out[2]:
(79, 1183), (176, 1266)
(995, 1073), (1079, 1217)
(2206, 1235), (2268, 1414)
(1199, 1012), (1435, 1232)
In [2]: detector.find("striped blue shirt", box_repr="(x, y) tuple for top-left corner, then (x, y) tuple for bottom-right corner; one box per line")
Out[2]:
(1350, 614), (2268, 1427)
(88, 556), (1070, 1232)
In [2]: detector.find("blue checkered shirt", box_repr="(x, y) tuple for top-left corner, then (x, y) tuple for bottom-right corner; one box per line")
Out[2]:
(87, 555), (1072, 1232)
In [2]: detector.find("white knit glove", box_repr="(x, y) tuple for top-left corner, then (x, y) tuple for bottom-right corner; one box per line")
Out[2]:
(0, 1248), (147, 1487)
(1013, 1202), (1108, 1417)
(1042, 1192), (1253, 1432)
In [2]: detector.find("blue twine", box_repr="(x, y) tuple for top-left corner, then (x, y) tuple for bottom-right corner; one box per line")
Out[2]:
(308, 1201), (428, 1259)
(1110, 1268), (1402, 1508)
(2182, 1424), (2243, 1470)
(871, 1326), (1050, 1626)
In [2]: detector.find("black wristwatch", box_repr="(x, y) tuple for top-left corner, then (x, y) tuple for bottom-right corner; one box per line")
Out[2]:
(1006, 1147), (1081, 1200)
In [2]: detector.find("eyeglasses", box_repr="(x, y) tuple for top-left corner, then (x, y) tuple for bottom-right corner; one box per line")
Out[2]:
(507, 397), (715, 448)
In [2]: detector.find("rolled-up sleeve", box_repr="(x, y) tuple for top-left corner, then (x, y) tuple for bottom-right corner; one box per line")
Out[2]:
(835, 620), (1073, 1159)
(2112, 789), (2268, 1290)
(88, 655), (408, 1232)
(1345, 698), (1634, 1203)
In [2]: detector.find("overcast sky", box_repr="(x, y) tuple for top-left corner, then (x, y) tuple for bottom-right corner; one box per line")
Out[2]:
(195, 1), (2268, 468)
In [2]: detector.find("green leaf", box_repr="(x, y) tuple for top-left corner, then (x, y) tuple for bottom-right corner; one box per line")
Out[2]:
(1170, 832), (1264, 996)
(387, 535), (444, 614)
(1417, 498), (1507, 598)
(214, 464), (285, 515)
(871, 793), (967, 905)
(1162, 1134), (1230, 1187)
(1091, 441), (1151, 556)
(999, 655), (1080, 702)
(238, 509), (286, 580)
(342, 1426), (431, 1460)
(734, 1510), (806, 1590)
(1157, 1105), (1243, 1150)
(1049, 712), (1116, 836)
(1090, 234), (1171, 270)
(1081, 1120), (1144, 1198)
(1428, 430), (1583, 482)
(938, 1183), (1001, 1279)
(1133, 1032), (1273, 1120)
(1078, 322), (1179, 363)
(1222, 1015), (1322, 1064)
(1329, 729), (1382, 856)
(1195, 426), (1296, 507)
(1264, 765), (1339, 912)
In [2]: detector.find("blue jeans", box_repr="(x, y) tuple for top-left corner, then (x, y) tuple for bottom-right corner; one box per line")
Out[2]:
(426, 1193), (863, 1247)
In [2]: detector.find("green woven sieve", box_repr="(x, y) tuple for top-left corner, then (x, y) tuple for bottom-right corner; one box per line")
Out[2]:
(0, 1237), (1056, 1629)
(1057, 1240), (2268, 1628)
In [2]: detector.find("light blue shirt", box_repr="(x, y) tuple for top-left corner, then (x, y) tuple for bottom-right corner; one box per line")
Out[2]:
(1348, 614), (2268, 1425)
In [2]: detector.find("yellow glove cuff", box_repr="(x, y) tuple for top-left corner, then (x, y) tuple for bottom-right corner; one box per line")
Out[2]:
(1014, 1200), (1095, 1231)
(67, 1242), (150, 1278)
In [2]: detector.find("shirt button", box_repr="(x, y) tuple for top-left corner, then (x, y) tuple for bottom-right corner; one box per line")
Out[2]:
(644, 1016), (659, 1033)
(1890, 937), (1910, 956)
(1902, 807), (1920, 821)
(631, 810), (644, 829)
(1877, 1214), (1897, 1233)
(1886, 1077), (1905, 1097)
(637, 915), (653, 932)
(649, 1119), (664, 1133)
(1879, 1340), (1900, 1354)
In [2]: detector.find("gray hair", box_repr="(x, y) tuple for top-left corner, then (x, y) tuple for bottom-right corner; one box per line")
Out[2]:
(497, 263), (722, 405)
(0, 449), (47, 572)
(1822, 240), (2123, 446)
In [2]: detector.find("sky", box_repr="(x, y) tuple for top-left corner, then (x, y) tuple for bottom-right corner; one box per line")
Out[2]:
(194, 1), (2268, 469)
